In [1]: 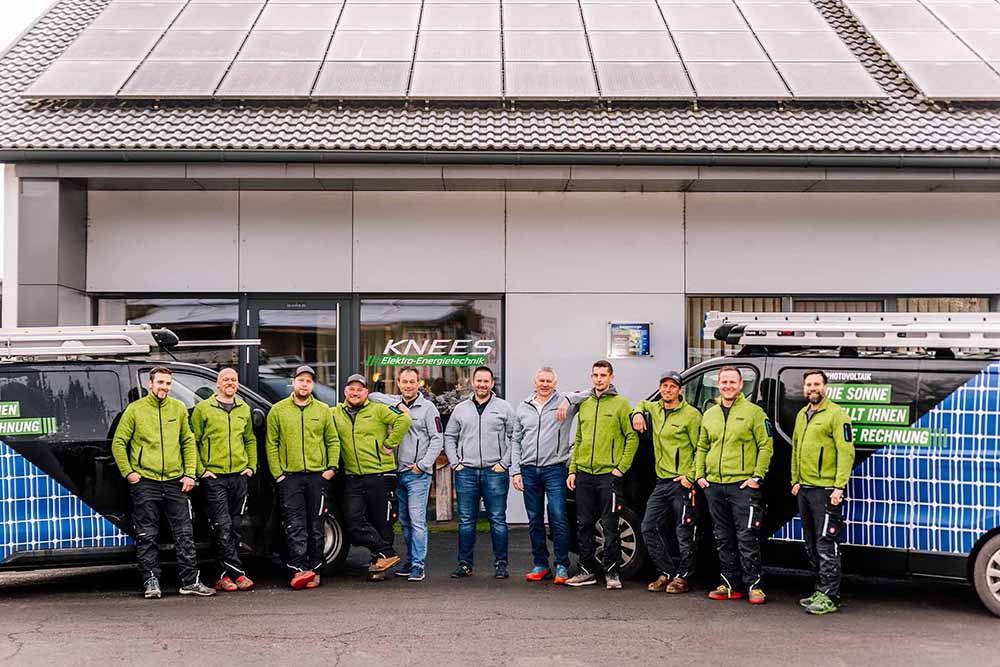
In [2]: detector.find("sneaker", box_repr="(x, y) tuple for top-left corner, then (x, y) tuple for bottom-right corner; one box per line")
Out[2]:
(290, 570), (316, 590)
(566, 571), (597, 587)
(395, 563), (413, 578)
(647, 575), (670, 592)
(805, 592), (839, 615)
(450, 564), (474, 578)
(372, 555), (401, 572)
(665, 577), (691, 594)
(305, 574), (321, 589)
(799, 591), (820, 608)
(553, 565), (570, 585)
(708, 584), (744, 600)
(408, 566), (426, 582)
(179, 581), (216, 597)
(143, 577), (161, 600)
(748, 587), (767, 605)
(605, 573), (622, 590)
(525, 566), (551, 582)
(235, 575), (254, 591)
(495, 561), (510, 579)
(214, 576), (238, 592)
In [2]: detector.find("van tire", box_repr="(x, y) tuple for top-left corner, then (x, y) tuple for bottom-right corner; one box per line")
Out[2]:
(972, 533), (1000, 617)
(594, 505), (646, 580)
(322, 513), (350, 572)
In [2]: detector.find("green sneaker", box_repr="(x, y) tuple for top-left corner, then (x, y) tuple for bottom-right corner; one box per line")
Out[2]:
(799, 591), (820, 608)
(805, 592), (839, 615)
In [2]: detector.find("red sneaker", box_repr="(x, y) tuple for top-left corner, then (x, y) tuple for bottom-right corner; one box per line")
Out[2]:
(525, 567), (551, 582)
(708, 585), (744, 600)
(214, 576), (238, 592)
(234, 575), (254, 591)
(305, 574), (321, 589)
(290, 570), (316, 590)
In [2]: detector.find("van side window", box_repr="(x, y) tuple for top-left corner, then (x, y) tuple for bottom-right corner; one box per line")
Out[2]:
(139, 370), (217, 410)
(683, 367), (759, 414)
(0, 371), (123, 442)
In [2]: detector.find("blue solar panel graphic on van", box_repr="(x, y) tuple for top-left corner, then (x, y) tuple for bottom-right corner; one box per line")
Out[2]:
(774, 361), (1000, 554)
(0, 440), (131, 562)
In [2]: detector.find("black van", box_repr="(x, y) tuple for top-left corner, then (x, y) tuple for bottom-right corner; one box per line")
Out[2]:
(570, 350), (1000, 617)
(0, 360), (349, 573)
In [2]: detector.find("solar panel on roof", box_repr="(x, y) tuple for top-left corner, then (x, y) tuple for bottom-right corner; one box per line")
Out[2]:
(596, 61), (694, 97)
(217, 60), (322, 97)
(502, 4), (584, 31)
(60, 30), (161, 60)
(172, 3), (265, 31)
(410, 61), (503, 98)
(777, 61), (887, 99)
(313, 60), (412, 96)
(686, 61), (791, 98)
(338, 4), (421, 29)
(91, 3), (184, 31)
(421, 4), (501, 30)
(25, 60), (139, 97)
(580, 4), (666, 30)
(239, 30), (332, 60)
(659, 4), (747, 30)
(503, 31), (591, 61)
(958, 30), (1000, 60)
(844, 2), (941, 31)
(417, 31), (502, 60)
(869, 31), (978, 61)
(505, 61), (599, 97)
(736, 2), (830, 31)
(120, 60), (230, 97)
(149, 30), (249, 61)
(587, 30), (679, 61)
(327, 30), (415, 60)
(897, 60), (1000, 99)
(254, 3), (342, 30)
(753, 31), (855, 62)
(927, 3), (1000, 31)
(673, 31), (768, 61)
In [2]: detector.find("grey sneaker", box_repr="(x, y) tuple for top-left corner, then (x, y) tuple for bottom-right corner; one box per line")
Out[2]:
(143, 577), (161, 600)
(566, 571), (597, 587)
(179, 581), (216, 597)
(605, 573), (622, 590)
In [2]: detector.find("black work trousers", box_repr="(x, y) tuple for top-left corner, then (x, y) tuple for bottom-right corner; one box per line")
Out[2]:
(704, 481), (763, 592)
(641, 479), (697, 579)
(130, 478), (199, 586)
(575, 471), (621, 575)
(278, 472), (330, 573)
(798, 486), (844, 602)
(202, 473), (249, 580)
(344, 473), (398, 559)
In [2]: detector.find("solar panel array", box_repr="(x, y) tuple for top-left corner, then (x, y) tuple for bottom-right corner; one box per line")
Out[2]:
(25, 0), (886, 101)
(845, 0), (1000, 100)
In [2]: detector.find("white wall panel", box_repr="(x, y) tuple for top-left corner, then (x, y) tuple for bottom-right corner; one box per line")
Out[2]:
(506, 192), (684, 293)
(353, 192), (505, 293)
(87, 191), (238, 292)
(239, 191), (352, 292)
(686, 193), (1000, 294)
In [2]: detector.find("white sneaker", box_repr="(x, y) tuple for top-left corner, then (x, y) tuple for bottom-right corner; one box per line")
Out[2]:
(605, 574), (622, 590)
(566, 571), (597, 587)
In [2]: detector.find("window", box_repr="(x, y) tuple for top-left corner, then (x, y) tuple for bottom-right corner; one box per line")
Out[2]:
(138, 369), (218, 410)
(360, 299), (502, 419)
(682, 365), (759, 414)
(0, 371), (123, 442)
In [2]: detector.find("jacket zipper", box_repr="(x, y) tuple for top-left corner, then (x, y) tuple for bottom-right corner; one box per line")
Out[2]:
(478, 406), (484, 466)
(227, 407), (233, 473)
(590, 395), (601, 472)
(350, 411), (361, 473)
(719, 407), (728, 481)
(535, 405), (543, 467)
(300, 406), (307, 472)
(158, 401), (165, 480)
(817, 447), (824, 479)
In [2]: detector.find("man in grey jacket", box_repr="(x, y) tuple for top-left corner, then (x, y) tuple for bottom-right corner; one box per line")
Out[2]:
(444, 366), (515, 579)
(368, 366), (443, 582)
(511, 367), (586, 584)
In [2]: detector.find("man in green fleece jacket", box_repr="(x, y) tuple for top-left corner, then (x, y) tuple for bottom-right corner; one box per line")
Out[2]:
(565, 360), (639, 590)
(112, 367), (214, 599)
(265, 365), (340, 590)
(331, 373), (411, 578)
(791, 369), (855, 615)
(191, 367), (257, 593)
(696, 366), (773, 605)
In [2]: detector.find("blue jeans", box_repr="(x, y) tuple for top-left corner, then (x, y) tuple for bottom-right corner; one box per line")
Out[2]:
(398, 469), (433, 569)
(520, 464), (570, 568)
(455, 466), (509, 567)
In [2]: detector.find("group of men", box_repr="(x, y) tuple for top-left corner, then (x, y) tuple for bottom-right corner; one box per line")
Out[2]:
(111, 360), (855, 615)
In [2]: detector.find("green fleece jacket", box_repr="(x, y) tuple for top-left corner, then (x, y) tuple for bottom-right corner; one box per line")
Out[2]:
(631, 398), (702, 481)
(791, 398), (855, 489)
(331, 400), (412, 475)
(191, 395), (258, 476)
(265, 395), (340, 479)
(695, 393), (773, 484)
(112, 394), (197, 481)
(570, 386), (639, 475)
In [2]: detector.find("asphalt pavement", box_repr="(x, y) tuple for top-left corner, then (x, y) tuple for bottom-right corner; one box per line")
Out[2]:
(0, 527), (996, 666)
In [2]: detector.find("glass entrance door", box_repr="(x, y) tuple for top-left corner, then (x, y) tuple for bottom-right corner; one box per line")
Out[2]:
(246, 298), (350, 406)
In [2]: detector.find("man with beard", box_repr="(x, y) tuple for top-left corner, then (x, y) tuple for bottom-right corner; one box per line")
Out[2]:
(791, 369), (855, 615)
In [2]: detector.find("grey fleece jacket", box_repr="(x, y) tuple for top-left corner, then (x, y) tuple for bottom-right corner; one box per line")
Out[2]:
(368, 391), (444, 473)
(444, 393), (515, 470)
(510, 390), (588, 476)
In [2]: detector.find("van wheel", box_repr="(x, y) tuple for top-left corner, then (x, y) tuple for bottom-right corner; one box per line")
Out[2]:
(322, 513), (349, 572)
(973, 533), (1000, 617)
(595, 505), (646, 580)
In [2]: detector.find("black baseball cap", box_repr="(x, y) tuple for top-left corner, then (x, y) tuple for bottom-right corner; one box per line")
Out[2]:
(658, 370), (683, 387)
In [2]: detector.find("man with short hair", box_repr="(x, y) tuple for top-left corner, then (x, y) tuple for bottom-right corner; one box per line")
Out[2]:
(632, 370), (702, 594)
(791, 369), (855, 615)
(511, 367), (585, 584)
(112, 367), (215, 599)
(265, 365), (340, 590)
(191, 367), (257, 592)
(696, 366), (773, 604)
(565, 360), (639, 590)
(331, 373), (412, 580)
(444, 366), (515, 579)
(368, 366), (444, 582)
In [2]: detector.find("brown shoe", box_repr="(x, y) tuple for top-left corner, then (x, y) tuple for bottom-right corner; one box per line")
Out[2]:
(665, 577), (690, 594)
(372, 555), (401, 572)
(305, 574), (321, 589)
(647, 575), (670, 592)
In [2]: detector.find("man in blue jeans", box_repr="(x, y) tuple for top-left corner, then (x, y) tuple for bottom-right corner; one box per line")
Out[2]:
(368, 366), (444, 582)
(511, 367), (586, 584)
(444, 366), (515, 579)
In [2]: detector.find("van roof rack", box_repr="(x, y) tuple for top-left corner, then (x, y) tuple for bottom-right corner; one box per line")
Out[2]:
(0, 325), (259, 361)
(704, 311), (1000, 350)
